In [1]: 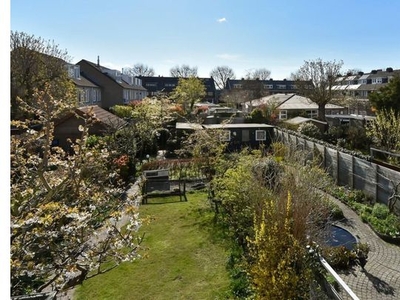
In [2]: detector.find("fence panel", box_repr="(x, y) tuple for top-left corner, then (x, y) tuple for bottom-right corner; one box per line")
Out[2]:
(325, 148), (337, 180)
(377, 166), (400, 211)
(354, 158), (376, 198)
(338, 152), (352, 187)
(274, 129), (400, 211)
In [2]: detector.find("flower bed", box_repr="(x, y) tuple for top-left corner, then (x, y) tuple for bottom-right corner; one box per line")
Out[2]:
(327, 186), (400, 243)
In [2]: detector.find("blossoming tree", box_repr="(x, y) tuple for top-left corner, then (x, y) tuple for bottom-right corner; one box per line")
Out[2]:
(11, 83), (142, 296)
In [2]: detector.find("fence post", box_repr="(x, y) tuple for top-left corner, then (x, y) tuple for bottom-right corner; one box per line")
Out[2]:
(375, 163), (379, 204)
(350, 155), (355, 189)
(336, 150), (339, 184)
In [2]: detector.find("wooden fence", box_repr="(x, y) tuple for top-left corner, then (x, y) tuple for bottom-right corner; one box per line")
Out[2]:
(274, 129), (400, 213)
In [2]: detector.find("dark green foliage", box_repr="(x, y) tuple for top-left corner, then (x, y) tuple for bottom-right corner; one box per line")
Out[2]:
(369, 75), (400, 113)
(248, 108), (265, 123)
(323, 125), (346, 145)
(345, 125), (371, 151)
(226, 246), (253, 299)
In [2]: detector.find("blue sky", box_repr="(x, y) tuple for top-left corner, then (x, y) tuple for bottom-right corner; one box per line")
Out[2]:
(9, 0), (400, 79)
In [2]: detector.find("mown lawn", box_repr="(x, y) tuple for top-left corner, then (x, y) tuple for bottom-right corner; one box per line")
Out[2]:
(74, 191), (232, 300)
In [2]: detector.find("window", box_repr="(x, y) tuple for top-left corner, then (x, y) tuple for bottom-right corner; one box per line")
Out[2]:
(255, 130), (266, 141)
(78, 89), (85, 104)
(67, 65), (80, 79)
(279, 110), (287, 120)
(95, 89), (101, 102)
(306, 110), (318, 118)
(264, 84), (274, 89)
(233, 84), (242, 88)
(85, 89), (90, 103)
(277, 84), (287, 89)
(165, 83), (175, 87)
(208, 92), (213, 96)
(372, 78), (382, 84)
(219, 130), (231, 141)
(146, 83), (157, 87)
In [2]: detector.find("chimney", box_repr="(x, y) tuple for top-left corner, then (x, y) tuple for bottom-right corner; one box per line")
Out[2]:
(386, 67), (393, 72)
(97, 56), (100, 67)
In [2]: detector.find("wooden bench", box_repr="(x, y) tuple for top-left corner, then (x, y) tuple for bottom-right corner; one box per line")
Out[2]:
(141, 179), (187, 204)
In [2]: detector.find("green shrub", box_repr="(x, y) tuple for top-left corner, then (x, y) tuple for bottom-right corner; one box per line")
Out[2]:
(298, 123), (322, 139)
(331, 186), (347, 202)
(363, 206), (373, 214)
(348, 190), (369, 204)
(350, 202), (365, 214)
(361, 212), (369, 223)
(372, 203), (390, 219)
(367, 214), (400, 237)
(322, 246), (357, 270)
(330, 204), (344, 220)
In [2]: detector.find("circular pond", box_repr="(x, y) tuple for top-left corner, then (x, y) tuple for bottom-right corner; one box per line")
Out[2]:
(325, 224), (357, 250)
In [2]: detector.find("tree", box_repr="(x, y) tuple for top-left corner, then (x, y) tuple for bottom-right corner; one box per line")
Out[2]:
(242, 78), (269, 103)
(247, 103), (278, 125)
(177, 126), (230, 181)
(170, 64), (198, 77)
(11, 31), (76, 120)
(210, 66), (235, 90)
(369, 75), (400, 113)
(220, 79), (269, 110)
(110, 97), (173, 160)
(219, 88), (248, 109)
(366, 108), (400, 153)
(11, 83), (142, 296)
(123, 63), (155, 77)
(293, 58), (343, 121)
(171, 77), (206, 113)
(245, 68), (271, 80)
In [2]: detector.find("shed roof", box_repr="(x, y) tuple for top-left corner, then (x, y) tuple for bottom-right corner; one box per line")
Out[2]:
(176, 122), (274, 130)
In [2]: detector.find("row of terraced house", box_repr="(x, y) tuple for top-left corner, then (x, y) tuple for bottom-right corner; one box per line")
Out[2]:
(69, 56), (399, 115)
(54, 57), (399, 152)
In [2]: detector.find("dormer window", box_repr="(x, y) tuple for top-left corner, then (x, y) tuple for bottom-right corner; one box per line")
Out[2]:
(372, 78), (382, 84)
(67, 65), (81, 80)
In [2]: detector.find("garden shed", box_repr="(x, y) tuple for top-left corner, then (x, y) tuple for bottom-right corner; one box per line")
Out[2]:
(176, 122), (275, 151)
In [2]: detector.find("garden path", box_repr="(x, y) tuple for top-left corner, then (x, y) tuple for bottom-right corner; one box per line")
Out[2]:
(329, 196), (400, 300)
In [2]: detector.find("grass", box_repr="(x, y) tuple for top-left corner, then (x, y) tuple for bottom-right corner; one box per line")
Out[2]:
(74, 191), (232, 300)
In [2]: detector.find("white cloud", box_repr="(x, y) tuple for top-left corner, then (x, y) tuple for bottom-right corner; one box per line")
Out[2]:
(216, 53), (240, 61)
(217, 17), (227, 23)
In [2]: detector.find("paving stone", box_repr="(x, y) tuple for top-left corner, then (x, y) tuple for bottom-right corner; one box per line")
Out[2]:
(328, 196), (400, 300)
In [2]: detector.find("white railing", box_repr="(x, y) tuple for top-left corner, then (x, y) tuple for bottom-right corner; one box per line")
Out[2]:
(319, 256), (360, 300)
